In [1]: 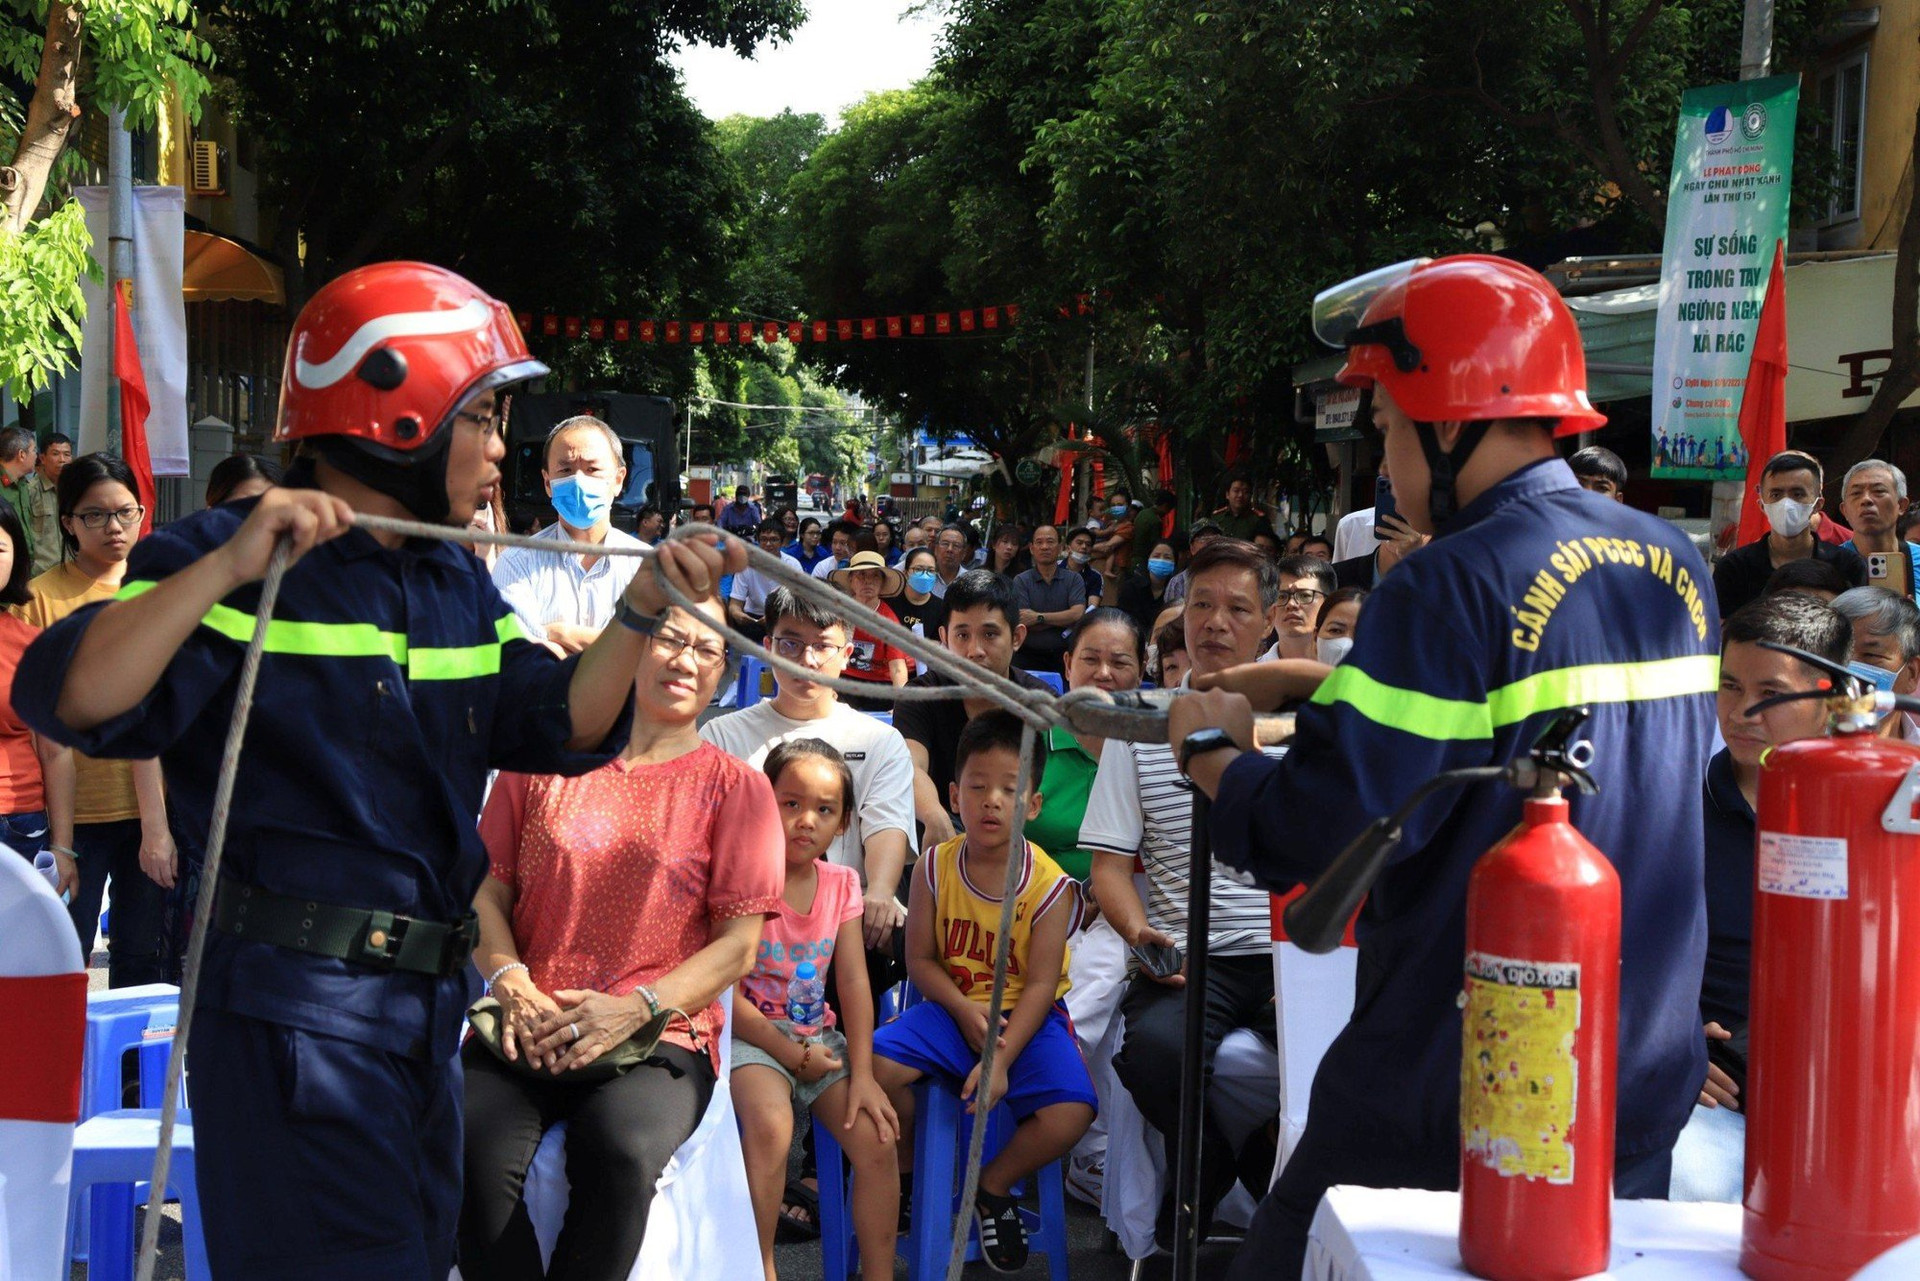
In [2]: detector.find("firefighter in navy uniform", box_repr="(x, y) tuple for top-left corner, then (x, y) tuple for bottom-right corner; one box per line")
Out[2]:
(1167, 256), (1719, 1278)
(15, 262), (746, 1278)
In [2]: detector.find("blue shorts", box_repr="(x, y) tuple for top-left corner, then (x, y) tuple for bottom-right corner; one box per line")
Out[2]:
(873, 1000), (1098, 1121)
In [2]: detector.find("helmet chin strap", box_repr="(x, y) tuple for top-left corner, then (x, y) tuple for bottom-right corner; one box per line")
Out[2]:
(1413, 420), (1493, 529)
(310, 433), (454, 526)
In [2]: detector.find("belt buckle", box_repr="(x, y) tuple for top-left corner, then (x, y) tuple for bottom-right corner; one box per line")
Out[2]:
(355, 911), (407, 969)
(442, 911), (480, 975)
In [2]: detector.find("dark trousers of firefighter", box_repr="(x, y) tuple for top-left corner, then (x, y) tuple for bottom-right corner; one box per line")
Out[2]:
(1225, 1108), (1678, 1281)
(189, 1007), (463, 1279)
(1111, 952), (1279, 1208)
(458, 1038), (714, 1281)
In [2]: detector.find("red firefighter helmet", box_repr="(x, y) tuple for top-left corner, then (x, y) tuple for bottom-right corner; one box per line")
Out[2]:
(1334, 255), (1606, 436)
(275, 262), (546, 453)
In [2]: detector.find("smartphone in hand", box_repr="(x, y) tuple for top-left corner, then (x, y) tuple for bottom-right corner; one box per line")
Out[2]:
(1130, 939), (1184, 980)
(1373, 472), (1398, 540)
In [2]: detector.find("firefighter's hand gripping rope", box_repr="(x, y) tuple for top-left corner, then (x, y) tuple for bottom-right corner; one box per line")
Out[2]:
(134, 516), (1288, 1281)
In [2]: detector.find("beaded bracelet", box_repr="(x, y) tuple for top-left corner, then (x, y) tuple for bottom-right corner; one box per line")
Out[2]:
(485, 961), (529, 992)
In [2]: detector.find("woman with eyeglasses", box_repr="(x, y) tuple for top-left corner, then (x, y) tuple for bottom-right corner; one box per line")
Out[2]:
(18, 452), (175, 984)
(462, 601), (784, 1279)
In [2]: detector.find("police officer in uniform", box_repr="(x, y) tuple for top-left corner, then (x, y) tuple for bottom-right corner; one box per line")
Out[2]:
(17, 263), (747, 1277)
(1166, 256), (1719, 1278)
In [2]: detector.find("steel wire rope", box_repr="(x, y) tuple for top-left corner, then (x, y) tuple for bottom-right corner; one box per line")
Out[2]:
(134, 517), (1061, 1281)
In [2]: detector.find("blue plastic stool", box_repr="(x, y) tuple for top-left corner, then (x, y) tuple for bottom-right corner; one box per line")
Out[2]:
(814, 1078), (1069, 1280)
(735, 655), (769, 708)
(1018, 669), (1066, 696)
(66, 1108), (211, 1281)
(83, 984), (181, 1118)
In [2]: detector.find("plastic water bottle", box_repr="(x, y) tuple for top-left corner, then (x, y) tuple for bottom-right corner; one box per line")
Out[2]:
(786, 961), (826, 1039)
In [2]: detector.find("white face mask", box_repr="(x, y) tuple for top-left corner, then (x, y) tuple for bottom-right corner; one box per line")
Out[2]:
(1317, 636), (1354, 666)
(1763, 497), (1816, 539)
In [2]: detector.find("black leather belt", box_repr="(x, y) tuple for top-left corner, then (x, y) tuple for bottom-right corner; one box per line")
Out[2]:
(213, 878), (479, 978)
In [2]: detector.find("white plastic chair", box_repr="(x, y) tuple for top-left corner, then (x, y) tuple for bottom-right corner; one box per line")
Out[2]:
(0, 845), (87, 1281)
(449, 988), (759, 1281)
(1267, 893), (1360, 1175)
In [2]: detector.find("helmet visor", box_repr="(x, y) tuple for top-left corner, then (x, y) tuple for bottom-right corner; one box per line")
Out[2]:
(1311, 258), (1429, 348)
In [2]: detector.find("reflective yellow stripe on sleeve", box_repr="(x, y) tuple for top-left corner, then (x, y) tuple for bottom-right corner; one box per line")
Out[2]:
(115, 581), (525, 681)
(1312, 653), (1720, 742)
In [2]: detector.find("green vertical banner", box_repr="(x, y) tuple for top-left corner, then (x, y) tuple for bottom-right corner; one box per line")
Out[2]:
(1650, 74), (1799, 480)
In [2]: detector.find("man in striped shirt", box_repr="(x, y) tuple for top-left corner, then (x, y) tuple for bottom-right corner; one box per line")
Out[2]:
(1082, 539), (1289, 1244)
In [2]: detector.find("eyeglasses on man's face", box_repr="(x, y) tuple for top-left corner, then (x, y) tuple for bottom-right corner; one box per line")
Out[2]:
(650, 628), (727, 669)
(453, 405), (506, 438)
(74, 504), (145, 530)
(771, 634), (844, 662)
(1276, 588), (1326, 608)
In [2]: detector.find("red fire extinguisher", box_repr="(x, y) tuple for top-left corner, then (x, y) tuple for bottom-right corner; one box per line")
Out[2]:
(1739, 647), (1920, 1280)
(1283, 707), (1616, 1281)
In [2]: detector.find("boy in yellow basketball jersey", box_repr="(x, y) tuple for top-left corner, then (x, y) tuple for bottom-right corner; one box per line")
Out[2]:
(870, 710), (1097, 1273)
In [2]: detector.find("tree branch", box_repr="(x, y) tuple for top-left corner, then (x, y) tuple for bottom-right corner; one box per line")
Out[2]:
(1826, 95), (1920, 484)
(2, 4), (84, 235)
(1568, 0), (1667, 222)
(333, 102), (481, 276)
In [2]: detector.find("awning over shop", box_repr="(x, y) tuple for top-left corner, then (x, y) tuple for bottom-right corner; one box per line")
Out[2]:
(182, 231), (284, 305)
(1564, 253), (1917, 423)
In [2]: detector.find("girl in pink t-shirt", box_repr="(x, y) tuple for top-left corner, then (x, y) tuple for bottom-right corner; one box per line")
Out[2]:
(732, 739), (901, 1281)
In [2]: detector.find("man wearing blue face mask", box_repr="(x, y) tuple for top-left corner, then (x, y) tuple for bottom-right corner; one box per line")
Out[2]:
(492, 415), (644, 653)
(1830, 586), (1920, 740)
(1711, 450), (1865, 621)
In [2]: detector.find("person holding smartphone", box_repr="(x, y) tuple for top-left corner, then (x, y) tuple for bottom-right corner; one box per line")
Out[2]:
(1081, 539), (1292, 1248)
(1839, 459), (1920, 601)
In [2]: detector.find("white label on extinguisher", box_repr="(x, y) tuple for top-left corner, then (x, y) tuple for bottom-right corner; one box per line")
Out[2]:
(1757, 831), (1849, 900)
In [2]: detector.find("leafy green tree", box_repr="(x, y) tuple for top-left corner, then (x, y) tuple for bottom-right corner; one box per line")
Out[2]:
(0, 0), (212, 395)
(211, 0), (801, 417)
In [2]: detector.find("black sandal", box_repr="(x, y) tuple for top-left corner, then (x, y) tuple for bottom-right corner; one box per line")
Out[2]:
(776, 1178), (821, 1242)
(973, 1189), (1029, 1273)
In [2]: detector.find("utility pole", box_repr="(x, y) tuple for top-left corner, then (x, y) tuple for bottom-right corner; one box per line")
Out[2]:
(1740, 0), (1774, 80)
(104, 108), (133, 456)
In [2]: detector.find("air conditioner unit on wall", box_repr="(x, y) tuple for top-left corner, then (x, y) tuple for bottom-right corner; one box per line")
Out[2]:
(188, 140), (225, 196)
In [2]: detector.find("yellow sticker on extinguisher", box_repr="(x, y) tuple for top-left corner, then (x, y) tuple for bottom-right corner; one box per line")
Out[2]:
(1461, 951), (1580, 1183)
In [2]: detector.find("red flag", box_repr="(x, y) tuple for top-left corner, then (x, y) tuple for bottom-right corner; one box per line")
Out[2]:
(689, 322), (707, 343)
(959, 310), (976, 332)
(861, 319), (878, 340)
(563, 316), (581, 338)
(1054, 426), (1075, 526)
(935, 313), (953, 334)
(587, 318), (605, 340)
(1734, 240), (1790, 547)
(789, 322), (805, 344)
(613, 319), (630, 342)
(664, 321), (681, 343)
(837, 319), (855, 341)
(541, 315), (559, 336)
(765, 322), (782, 344)
(111, 280), (156, 536)
(1006, 303), (1022, 323)
(886, 316), (903, 338)
(714, 322), (732, 344)
(813, 320), (830, 343)
(909, 315), (926, 336)
(983, 307), (1000, 331)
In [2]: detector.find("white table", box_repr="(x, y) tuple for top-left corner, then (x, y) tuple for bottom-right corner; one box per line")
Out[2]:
(1306, 1186), (1745, 1280)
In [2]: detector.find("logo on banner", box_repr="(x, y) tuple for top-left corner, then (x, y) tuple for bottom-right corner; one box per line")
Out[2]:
(1704, 106), (1734, 144)
(1743, 102), (1769, 139)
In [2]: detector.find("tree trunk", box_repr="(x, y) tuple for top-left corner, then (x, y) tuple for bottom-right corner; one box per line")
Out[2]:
(1, 4), (85, 234)
(1823, 95), (1920, 491)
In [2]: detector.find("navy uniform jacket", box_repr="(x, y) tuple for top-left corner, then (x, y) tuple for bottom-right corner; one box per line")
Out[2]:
(15, 494), (631, 1063)
(1212, 459), (1718, 1179)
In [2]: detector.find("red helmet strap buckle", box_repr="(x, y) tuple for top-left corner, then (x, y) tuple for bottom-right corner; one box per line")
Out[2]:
(1347, 316), (1423, 375)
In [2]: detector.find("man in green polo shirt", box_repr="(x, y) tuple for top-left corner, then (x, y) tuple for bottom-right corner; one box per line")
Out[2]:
(0, 426), (38, 565)
(1211, 474), (1271, 542)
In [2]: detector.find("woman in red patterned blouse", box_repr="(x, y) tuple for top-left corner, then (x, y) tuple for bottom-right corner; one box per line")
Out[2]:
(460, 603), (785, 1280)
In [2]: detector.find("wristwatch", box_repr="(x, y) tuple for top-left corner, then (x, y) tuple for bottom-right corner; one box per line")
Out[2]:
(1178, 727), (1241, 774)
(615, 598), (665, 637)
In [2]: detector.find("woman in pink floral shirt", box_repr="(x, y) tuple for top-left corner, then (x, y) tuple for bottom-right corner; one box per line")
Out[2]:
(461, 604), (784, 1280)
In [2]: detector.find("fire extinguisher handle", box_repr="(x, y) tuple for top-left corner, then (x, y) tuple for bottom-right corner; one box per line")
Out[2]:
(1284, 765), (1510, 953)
